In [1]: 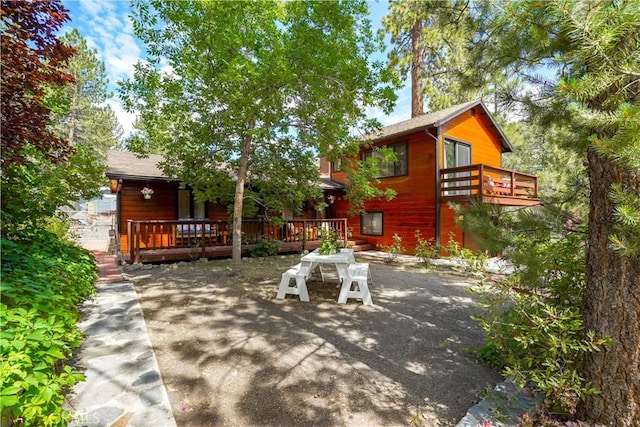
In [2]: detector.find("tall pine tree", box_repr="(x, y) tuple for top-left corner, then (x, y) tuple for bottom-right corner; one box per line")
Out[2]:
(478, 1), (639, 424)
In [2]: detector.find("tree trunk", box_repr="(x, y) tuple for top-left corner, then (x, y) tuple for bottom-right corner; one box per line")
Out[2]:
(579, 147), (640, 426)
(411, 18), (423, 118)
(231, 134), (252, 276)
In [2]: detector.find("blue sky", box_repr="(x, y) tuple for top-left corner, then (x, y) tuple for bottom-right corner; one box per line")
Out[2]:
(61, 0), (411, 137)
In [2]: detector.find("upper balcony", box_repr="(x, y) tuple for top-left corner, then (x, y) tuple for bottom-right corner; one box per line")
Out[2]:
(440, 164), (540, 207)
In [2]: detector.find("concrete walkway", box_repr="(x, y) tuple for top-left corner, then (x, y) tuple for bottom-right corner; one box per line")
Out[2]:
(66, 217), (176, 426)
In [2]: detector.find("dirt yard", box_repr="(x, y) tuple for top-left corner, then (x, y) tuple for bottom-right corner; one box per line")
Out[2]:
(124, 254), (502, 427)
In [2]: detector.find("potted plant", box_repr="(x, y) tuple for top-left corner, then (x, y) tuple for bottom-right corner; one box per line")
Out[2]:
(141, 187), (154, 199)
(318, 228), (340, 254)
(326, 194), (336, 204)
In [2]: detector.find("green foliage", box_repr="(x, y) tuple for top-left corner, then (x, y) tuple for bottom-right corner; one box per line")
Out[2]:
(377, 233), (405, 263)
(460, 206), (610, 417)
(122, 0), (396, 273)
(318, 228), (341, 255)
(250, 237), (281, 258)
(413, 229), (438, 268)
(1, 233), (97, 426)
(382, 0), (499, 111)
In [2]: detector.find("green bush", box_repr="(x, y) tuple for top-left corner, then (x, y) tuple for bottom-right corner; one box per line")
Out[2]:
(318, 228), (341, 255)
(250, 236), (281, 257)
(464, 213), (610, 417)
(376, 233), (405, 263)
(414, 230), (439, 268)
(1, 233), (97, 426)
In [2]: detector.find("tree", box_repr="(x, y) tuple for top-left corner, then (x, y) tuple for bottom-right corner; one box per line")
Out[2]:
(476, 1), (639, 424)
(383, 0), (494, 114)
(0, 0), (75, 166)
(120, 0), (395, 275)
(1, 0), (76, 234)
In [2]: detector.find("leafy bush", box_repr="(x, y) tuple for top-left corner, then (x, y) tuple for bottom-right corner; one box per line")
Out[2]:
(377, 233), (405, 263)
(250, 236), (281, 257)
(414, 229), (438, 268)
(1, 233), (97, 426)
(460, 208), (610, 417)
(318, 228), (341, 255)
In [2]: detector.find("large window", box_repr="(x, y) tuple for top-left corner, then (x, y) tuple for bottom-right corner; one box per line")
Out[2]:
(362, 142), (407, 178)
(178, 188), (206, 219)
(361, 211), (383, 236)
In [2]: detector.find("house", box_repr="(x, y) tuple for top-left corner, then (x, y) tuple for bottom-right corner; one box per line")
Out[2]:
(105, 150), (348, 263)
(322, 99), (539, 253)
(106, 99), (538, 263)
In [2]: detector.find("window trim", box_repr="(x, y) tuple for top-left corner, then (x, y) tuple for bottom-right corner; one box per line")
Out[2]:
(360, 211), (383, 236)
(362, 141), (408, 178)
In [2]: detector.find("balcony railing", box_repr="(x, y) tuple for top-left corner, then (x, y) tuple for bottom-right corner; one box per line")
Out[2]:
(440, 164), (539, 206)
(126, 218), (348, 263)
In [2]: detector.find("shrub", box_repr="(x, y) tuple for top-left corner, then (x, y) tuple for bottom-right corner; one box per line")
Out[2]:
(318, 228), (341, 255)
(461, 208), (610, 417)
(250, 236), (281, 257)
(377, 233), (405, 263)
(1, 233), (97, 426)
(414, 230), (439, 268)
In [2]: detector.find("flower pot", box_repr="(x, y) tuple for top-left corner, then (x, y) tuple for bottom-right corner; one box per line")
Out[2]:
(143, 194), (151, 200)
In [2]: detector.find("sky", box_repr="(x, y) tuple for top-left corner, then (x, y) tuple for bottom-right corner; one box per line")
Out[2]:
(60, 0), (412, 138)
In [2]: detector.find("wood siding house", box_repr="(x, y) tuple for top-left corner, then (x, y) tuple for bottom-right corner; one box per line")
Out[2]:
(323, 99), (540, 253)
(105, 150), (347, 263)
(106, 99), (539, 262)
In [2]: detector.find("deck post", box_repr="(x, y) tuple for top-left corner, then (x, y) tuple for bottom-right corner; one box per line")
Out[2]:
(478, 164), (484, 195)
(510, 171), (515, 196)
(128, 220), (134, 263)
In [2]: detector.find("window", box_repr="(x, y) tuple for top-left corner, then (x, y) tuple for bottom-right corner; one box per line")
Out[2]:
(331, 158), (342, 172)
(362, 142), (407, 178)
(443, 139), (471, 195)
(178, 188), (207, 219)
(361, 212), (383, 236)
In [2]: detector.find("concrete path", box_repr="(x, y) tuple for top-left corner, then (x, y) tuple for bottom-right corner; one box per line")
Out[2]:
(65, 216), (176, 426)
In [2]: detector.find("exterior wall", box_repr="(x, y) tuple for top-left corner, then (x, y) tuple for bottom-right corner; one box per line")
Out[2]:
(118, 180), (178, 253)
(438, 109), (504, 248)
(330, 108), (505, 253)
(331, 130), (438, 252)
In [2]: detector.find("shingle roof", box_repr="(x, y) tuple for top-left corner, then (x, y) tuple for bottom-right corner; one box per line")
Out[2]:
(369, 99), (513, 152)
(106, 150), (173, 181)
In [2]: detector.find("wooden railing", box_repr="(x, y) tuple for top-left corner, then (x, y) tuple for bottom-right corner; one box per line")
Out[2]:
(440, 164), (538, 202)
(127, 218), (348, 263)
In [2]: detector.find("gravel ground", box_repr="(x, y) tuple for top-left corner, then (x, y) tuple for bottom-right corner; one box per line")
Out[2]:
(124, 255), (502, 427)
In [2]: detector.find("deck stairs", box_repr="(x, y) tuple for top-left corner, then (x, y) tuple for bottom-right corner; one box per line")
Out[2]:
(346, 239), (375, 252)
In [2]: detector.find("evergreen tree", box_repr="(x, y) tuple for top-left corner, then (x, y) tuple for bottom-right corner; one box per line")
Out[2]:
(382, 0), (501, 113)
(476, 1), (639, 424)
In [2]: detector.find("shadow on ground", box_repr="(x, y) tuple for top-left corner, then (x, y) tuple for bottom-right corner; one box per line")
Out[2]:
(127, 255), (501, 427)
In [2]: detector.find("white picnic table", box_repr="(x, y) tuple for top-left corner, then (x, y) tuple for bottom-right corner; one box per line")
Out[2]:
(301, 248), (355, 283)
(276, 249), (373, 305)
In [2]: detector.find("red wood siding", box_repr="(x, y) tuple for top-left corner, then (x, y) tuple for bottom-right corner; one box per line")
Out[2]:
(118, 180), (178, 253)
(438, 110), (504, 248)
(331, 130), (438, 252)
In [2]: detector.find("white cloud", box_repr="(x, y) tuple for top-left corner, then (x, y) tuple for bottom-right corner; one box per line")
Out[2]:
(106, 99), (137, 137)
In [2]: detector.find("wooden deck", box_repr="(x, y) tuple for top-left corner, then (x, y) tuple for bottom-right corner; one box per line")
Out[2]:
(122, 218), (350, 264)
(440, 164), (540, 207)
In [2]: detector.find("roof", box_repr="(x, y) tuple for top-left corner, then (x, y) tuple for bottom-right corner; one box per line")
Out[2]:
(320, 174), (345, 190)
(369, 99), (513, 152)
(106, 150), (173, 181)
(107, 150), (344, 191)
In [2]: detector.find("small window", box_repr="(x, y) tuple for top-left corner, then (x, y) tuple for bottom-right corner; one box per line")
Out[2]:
(362, 142), (407, 178)
(361, 212), (383, 236)
(331, 158), (342, 172)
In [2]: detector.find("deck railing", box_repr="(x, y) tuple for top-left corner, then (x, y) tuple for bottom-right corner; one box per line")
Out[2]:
(440, 164), (538, 202)
(126, 218), (348, 263)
